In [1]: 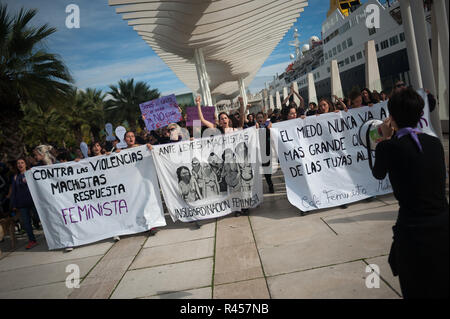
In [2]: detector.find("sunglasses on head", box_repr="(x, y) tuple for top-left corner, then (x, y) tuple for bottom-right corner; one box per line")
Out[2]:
(396, 83), (406, 88)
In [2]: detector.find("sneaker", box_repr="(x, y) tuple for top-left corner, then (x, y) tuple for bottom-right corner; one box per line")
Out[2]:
(113, 236), (120, 242)
(149, 228), (157, 236)
(25, 241), (38, 249)
(241, 209), (249, 216)
(65, 247), (73, 252)
(234, 211), (241, 217)
(340, 204), (348, 209)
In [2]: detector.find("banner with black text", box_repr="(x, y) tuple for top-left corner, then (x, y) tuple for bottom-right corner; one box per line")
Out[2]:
(26, 146), (166, 249)
(270, 90), (437, 211)
(152, 127), (263, 222)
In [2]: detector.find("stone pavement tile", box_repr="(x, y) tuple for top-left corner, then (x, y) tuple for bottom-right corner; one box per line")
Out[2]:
(365, 255), (402, 297)
(102, 234), (147, 261)
(0, 239), (113, 272)
(69, 235), (147, 299)
(130, 237), (214, 270)
(267, 260), (400, 299)
(304, 199), (390, 219)
(143, 287), (212, 299)
(216, 218), (254, 249)
(111, 258), (213, 299)
(214, 278), (270, 299)
(144, 218), (215, 248)
(252, 217), (337, 249)
(322, 204), (398, 236)
(0, 281), (73, 299)
(0, 255), (100, 293)
(214, 242), (263, 285)
(217, 214), (250, 230)
(258, 232), (392, 277)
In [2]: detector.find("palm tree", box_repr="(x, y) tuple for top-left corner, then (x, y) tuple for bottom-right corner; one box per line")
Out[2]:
(0, 4), (73, 160)
(20, 102), (71, 147)
(106, 79), (160, 132)
(77, 88), (106, 142)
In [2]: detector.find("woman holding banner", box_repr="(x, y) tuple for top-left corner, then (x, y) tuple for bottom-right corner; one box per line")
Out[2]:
(372, 88), (449, 299)
(115, 132), (157, 236)
(196, 96), (249, 217)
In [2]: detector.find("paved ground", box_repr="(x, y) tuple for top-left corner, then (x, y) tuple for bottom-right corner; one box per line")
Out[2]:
(0, 135), (448, 299)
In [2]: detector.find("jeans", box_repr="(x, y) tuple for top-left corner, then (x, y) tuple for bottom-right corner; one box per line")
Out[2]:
(18, 207), (37, 242)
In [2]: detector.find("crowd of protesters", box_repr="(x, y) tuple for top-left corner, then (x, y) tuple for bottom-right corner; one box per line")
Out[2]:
(0, 80), (439, 251)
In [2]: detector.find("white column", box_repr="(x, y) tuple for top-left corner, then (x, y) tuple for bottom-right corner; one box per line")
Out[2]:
(269, 94), (274, 110)
(433, 0), (449, 98)
(194, 48), (213, 106)
(432, 4), (449, 134)
(283, 87), (289, 105)
(238, 78), (248, 114)
(410, 0), (436, 95)
(330, 59), (344, 98)
(307, 72), (318, 104)
(292, 81), (301, 106)
(399, 0), (423, 89)
(275, 91), (282, 109)
(364, 40), (382, 92)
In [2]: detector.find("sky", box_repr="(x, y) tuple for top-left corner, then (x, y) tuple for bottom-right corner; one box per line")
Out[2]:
(4, 0), (334, 96)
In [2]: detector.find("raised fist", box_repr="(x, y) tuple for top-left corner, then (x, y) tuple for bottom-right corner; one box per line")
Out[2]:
(195, 95), (201, 104)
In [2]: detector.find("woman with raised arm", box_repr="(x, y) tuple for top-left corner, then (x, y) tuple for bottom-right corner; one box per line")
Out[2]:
(196, 95), (245, 133)
(196, 95), (248, 217)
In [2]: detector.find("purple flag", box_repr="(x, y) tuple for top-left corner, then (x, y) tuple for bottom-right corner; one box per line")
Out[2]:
(186, 106), (215, 126)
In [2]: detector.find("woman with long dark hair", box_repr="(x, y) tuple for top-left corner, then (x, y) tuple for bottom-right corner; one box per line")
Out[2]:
(372, 88), (449, 298)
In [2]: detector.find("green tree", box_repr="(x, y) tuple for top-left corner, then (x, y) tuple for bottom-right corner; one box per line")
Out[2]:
(0, 4), (73, 160)
(77, 88), (106, 142)
(106, 79), (160, 132)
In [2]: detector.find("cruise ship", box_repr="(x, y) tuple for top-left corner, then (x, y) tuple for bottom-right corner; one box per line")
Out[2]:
(267, 0), (432, 101)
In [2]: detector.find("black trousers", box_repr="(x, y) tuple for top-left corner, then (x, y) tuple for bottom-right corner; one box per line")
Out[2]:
(389, 215), (449, 299)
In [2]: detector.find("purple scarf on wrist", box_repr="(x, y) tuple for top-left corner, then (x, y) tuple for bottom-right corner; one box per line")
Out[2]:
(396, 127), (423, 152)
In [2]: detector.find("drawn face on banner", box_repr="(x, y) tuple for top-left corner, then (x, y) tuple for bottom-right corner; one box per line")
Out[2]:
(222, 148), (235, 164)
(235, 142), (248, 163)
(177, 166), (191, 184)
(208, 153), (222, 170)
(192, 157), (201, 172)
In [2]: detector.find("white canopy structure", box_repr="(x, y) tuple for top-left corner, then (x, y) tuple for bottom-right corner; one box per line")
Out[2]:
(109, 0), (308, 105)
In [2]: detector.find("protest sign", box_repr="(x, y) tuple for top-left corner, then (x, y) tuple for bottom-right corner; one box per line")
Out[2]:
(185, 106), (215, 126)
(270, 92), (437, 212)
(26, 146), (166, 249)
(152, 127), (263, 222)
(140, 94), (183, 131)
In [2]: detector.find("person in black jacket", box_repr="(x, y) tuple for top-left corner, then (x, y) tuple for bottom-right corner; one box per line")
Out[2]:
(10, 158), (38, 249)
(372, 87), (449, 299)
